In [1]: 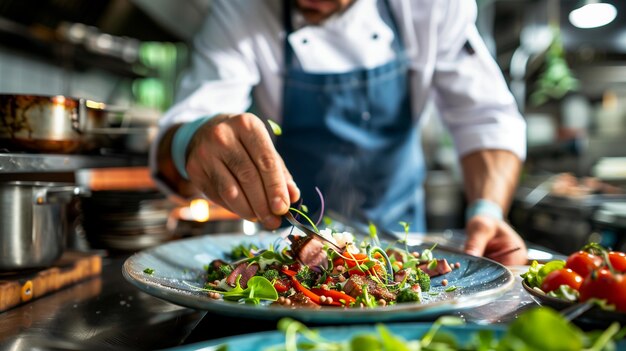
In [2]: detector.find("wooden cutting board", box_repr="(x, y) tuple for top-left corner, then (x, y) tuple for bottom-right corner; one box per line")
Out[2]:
(0, 251), (102, 312)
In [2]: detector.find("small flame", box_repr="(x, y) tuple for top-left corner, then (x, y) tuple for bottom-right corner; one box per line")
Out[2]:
(51, 95), (66, 106)
(189, 199), (210, 222)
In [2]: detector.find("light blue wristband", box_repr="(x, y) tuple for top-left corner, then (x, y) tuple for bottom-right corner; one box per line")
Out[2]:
(171, 116), (214, 180)
(466, 199), (503, 222)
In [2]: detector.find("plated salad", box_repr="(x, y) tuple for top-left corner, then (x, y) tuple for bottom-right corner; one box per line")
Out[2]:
(522, 243), (626, 312)
(196, 212), (456, 308)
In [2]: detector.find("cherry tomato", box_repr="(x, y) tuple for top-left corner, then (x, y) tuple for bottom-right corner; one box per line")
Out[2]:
(565, 251), (602, 278)
(540, 268), (583, 293)
(608, 251), (626, 272)
(579, 268), (626, 312)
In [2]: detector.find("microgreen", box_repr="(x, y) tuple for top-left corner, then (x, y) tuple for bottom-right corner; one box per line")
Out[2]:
(143, 268), (154, 275)
(421, 244), (437, 262)
(289, 207), (319, 233)
(368, 246), (394, 284)
(444, 286), (458, 292)
(368, 221), (381, 247)
(185, 275), (278, 305)
(267, 119), (282, 136)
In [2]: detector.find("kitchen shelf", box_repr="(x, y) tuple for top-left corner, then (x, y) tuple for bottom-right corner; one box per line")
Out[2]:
(0, 152), (147, 173)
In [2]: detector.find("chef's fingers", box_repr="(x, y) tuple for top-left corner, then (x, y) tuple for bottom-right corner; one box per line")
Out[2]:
(205, 161), (257, 220)
(185, 117), (259, 222)
(220, 140), (282, 229)
(486, 222), (527, 266)
(235, 113), (291, 216)
(463, 215), (498, 257)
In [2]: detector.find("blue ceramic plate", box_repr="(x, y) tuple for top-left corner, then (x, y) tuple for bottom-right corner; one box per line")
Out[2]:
(122, 231), (514, 323)
(165, 323), (507, 351)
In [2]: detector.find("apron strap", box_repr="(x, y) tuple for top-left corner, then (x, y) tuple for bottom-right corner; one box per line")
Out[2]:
(282, 0), (296, 69)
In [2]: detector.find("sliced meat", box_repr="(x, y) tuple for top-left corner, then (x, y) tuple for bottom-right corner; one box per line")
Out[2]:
(290, 292), (321, 309)
(394, 269), (410, 283)
(209, 259), (228, 271)
(289, 235), (328, 272)
(419, 259), (452, 277)
(343, 275), (396, 302)
(226, 262), (259, 288)
(343, 275), (367, 297)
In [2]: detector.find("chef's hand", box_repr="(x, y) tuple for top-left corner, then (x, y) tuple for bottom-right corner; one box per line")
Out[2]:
(464, 215), (527, 265)
(185, 113), (300, 229)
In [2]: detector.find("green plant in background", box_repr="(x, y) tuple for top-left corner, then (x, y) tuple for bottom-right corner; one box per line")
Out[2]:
(529, 27), (579, 107)
(133, 42), (188, 111)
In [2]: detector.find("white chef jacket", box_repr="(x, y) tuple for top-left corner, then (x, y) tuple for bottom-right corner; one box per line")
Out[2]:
(151, 0), (526, 194)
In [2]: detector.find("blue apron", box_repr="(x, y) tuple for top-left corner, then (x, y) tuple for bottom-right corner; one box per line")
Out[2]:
(276, 0), (426, 232)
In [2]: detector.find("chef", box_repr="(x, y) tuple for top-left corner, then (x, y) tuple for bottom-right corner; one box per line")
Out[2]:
(151, 0), (528, 265)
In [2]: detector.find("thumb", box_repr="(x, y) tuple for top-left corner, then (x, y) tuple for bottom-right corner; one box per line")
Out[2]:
(464, 216), (497, 257)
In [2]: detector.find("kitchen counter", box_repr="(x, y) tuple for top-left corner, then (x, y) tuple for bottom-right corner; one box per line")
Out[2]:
(0, 251), (543, 350)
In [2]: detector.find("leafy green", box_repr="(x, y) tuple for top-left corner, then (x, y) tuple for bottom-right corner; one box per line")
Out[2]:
(262, 307), (625, 351)
(520, 259), (565, 288)
(501, 307), (583, 350)
(378, 324), (412, 351)
(194, 275), (278, 305)
(143, 268), (154, 275)
(350, 334), (382, 351)
(547, 284), (579, 302)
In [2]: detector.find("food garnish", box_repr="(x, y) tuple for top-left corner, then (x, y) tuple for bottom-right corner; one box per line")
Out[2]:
(522, 243), (626, 311)
(249, 307), (625, 351)
(191, 206), (454, 308)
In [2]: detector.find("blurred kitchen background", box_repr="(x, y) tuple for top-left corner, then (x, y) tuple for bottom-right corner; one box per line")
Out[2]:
(0, 0), (625, 260)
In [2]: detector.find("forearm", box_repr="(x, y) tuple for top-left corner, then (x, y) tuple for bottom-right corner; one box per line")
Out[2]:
(460, 149), (522, 214)
(154, 124), (199, 198)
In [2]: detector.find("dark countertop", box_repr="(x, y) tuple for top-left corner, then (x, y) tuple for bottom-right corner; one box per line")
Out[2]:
(0, 255), (203, 350)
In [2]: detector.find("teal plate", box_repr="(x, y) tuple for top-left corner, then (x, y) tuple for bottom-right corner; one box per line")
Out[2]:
(122, 231), (514, 324)
(165, 323), (506, 351)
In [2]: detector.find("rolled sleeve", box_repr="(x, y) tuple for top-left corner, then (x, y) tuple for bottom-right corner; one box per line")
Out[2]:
(433, 0), (526, 161)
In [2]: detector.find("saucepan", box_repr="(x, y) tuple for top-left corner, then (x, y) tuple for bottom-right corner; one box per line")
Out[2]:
(0, 94), (133, 153)
(0, 181), (86, 271)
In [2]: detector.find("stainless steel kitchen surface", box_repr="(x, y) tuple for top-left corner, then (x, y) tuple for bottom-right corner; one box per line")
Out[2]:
(0, 242), (553, 351)
(1, 0), (626, 349)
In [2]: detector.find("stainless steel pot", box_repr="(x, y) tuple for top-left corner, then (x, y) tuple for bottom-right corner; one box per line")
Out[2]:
(0, 94), (120, 153)
(0, 182), (82, 271)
